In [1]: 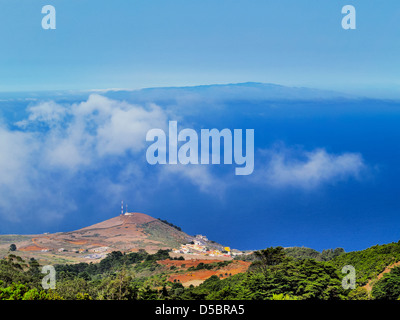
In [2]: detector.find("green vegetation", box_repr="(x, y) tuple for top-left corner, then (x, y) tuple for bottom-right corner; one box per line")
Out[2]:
(187, 261), (232, 272)
(0, 235), (32, 245)
(157, 218), (182, 232)
(142, 221), (185, 248)
(285, 247), (345, 261)
(235, 247), (345, 262)
(1, 241), (400, 300)
(371, 266), (400, 300)
(176, 248), (346, 300)
(55, 249), (170, 279)
(0, 255), (63, 300)
(330, 241), (400, 286)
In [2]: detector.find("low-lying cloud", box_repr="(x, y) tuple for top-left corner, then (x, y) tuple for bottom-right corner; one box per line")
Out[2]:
(17, 94), (168, 170)
(256, 145), (366, 189)
(0, 95), (169, 224)
(0, 94), (371, 227)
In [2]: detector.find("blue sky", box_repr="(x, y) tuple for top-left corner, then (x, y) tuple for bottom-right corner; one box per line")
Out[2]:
(0, 0), (399, 97)
(0, 1), (400, 253)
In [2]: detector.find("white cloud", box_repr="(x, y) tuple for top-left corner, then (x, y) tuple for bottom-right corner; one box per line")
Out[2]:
(0, 127), (35, 186)
(0, 127), (36, 222)
(15, 101), (67, 129)
(16, 95), (221, 198)
(256, 146), (366, 189)
(160, 164), (225, 193)
(96, 103), (167, 156)
(0, 94), (170, 223)
(17, 94), (168, 170)
(0, 125), (76, 223)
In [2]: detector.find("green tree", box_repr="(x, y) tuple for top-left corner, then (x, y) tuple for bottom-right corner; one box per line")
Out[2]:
(348, 287), (370, 300)
(270, 293), (300, 300)
(251, 246), (287, 276)
(245, 259), (346, 300)
(55, 278), (95, 300)
(9, 244), (16, 252)
(0, 283), (63, 300)
(0, 257), (32, 287)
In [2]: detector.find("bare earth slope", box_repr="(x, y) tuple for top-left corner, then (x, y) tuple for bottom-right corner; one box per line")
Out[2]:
(363, 260), (400, 293)
(79, 213), (156, 231)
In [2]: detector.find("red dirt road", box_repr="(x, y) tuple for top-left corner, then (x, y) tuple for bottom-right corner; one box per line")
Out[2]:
(158, 259), (251, 287)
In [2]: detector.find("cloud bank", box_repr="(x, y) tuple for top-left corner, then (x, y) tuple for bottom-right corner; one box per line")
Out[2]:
(0, 95), (168, 224)
(0, 94), (370, 228)
(17, 94), (167, 169)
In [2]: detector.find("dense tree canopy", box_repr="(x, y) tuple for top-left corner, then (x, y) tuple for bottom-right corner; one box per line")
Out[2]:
(0, 242), (400, 300)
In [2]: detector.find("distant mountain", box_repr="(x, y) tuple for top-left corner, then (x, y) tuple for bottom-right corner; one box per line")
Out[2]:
(0, 82), (353, 101)
(101, 82), (357, 103)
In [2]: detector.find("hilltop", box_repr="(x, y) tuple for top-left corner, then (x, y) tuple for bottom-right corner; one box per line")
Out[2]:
(0, 212), (238, 265)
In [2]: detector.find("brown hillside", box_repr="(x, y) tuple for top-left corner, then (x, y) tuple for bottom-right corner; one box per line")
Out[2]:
(8, 213), (190, 262)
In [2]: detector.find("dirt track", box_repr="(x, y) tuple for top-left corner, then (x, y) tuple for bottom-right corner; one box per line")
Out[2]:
(363, 260), (400, 292)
